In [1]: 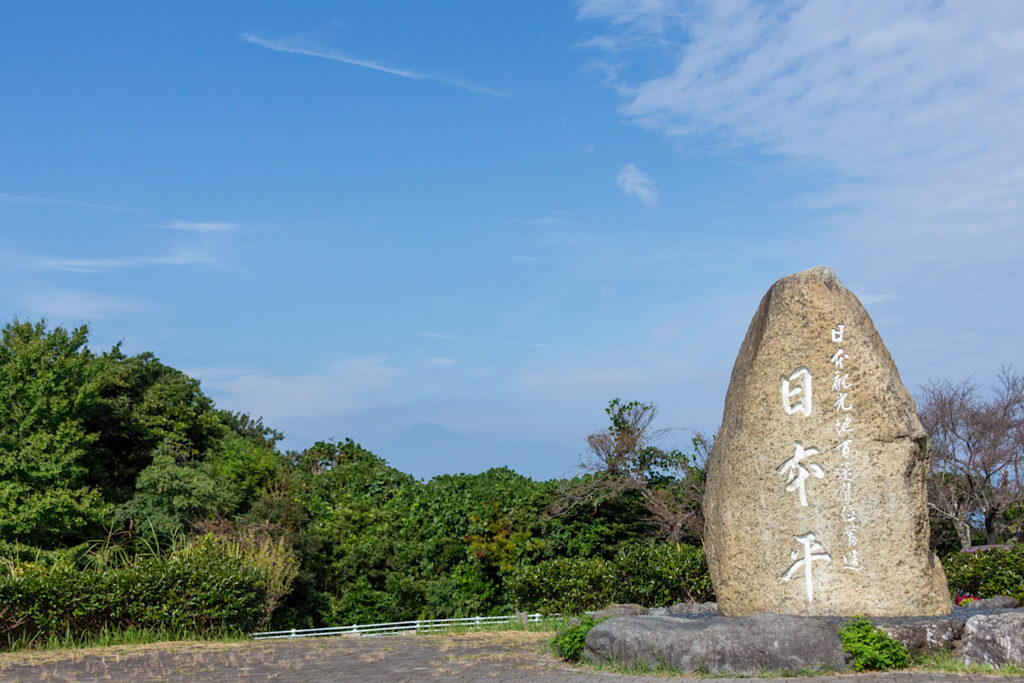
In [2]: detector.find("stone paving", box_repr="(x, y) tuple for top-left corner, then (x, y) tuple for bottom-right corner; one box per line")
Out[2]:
(0, 631), (1021, 682)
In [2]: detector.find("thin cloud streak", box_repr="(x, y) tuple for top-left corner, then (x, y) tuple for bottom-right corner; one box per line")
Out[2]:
(203, 356), (403, 421)
(241, 33), (512, 98)
(161, 220), (238, 232)
(0, 191), (141, 213)
(19, 288), (143, 319)
(33, 250), (216, 273)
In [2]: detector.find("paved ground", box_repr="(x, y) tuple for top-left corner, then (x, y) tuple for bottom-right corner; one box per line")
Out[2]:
(0, 631), (1021, 682)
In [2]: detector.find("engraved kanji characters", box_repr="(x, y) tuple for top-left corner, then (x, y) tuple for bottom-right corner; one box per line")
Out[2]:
(781, 366), (813, 417)
(777, 441), (825, 507)
(782, 532), (833, 602)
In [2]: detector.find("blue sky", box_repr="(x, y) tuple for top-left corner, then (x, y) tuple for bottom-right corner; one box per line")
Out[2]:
(3, 1), (1022, 480)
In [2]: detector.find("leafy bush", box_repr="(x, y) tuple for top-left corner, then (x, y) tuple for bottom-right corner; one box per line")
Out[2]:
(942, 543), (1024, 603)
(508, 542), (713, 614)
(610, 543), (713, 605)
(507, 556), (612, 614)
(839, 617), (910, 672)
(0, 537), (268, 649)
(551, 615), (598, 661)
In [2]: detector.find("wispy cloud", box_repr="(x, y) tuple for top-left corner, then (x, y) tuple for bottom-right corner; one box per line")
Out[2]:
(0, 191), (141, 213)
(428, 356), (457, 367)
(201, 355), (402, 420)
(580, 1), (1024, 258)
(18, 288), (143, 319)
(160, 219), (238, 232)
(616, 163), (659, 207)
(32, 250), (215, 273)
(241, 33), (511, 98)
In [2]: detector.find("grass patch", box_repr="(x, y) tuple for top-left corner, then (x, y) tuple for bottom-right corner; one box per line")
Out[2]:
(431, 616), (562, 635)
(913, 650), (1024, 677)
(1, 624), (247, 655)
(587, 656), (689, 678)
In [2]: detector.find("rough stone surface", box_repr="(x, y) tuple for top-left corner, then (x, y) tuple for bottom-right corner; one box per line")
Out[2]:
(704, 266), (952, 617)
(584, 613), (847, 675)
(589, 603), (649, 620)
(666, 601), (718, 616)
(962, 612), (1024, 667)
(869, 615), (967, 654)
(965, 596), (1020, 609)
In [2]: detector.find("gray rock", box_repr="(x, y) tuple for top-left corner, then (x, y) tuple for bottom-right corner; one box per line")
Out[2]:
(584, 613), (847, 675)
(964, 596), (1020, 609)
(703, 266), (952, 617)
(666, 601), (718, 616)
(870, 615), (966, 653)
(962, 612), (1024, 667)
(589, 603), (648, 620)
(646, 607), (668, 616)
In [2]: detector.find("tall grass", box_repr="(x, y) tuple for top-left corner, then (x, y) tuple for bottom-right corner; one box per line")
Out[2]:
(2, 624), (248, 654)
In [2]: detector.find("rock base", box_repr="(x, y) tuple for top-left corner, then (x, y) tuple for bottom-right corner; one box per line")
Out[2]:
(584, 613), (847, 675)
(583, 605), (1024, 673)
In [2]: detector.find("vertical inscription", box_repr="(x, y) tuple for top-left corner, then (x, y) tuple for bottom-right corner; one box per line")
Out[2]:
(830, 323), (863, 572)
(777, 365), (829, 602)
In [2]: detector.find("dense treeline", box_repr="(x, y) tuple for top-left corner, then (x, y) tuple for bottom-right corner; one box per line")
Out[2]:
(0, 319), (709, 639)
(1, 319), (1021, 645)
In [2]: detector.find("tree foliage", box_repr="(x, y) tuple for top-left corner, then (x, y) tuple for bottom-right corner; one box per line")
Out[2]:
(0, 320), (107, 546)
(919, 369), (1024, 548)
(561, 399), (708, 544)
(7, 316), (1022, 641)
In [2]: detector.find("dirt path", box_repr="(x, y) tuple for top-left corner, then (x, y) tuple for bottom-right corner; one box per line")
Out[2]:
(0, 631), (1019, 682)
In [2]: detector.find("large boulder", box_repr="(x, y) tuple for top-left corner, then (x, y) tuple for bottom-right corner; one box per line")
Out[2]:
(584, 613), (847, 675)
(704, 266), (951, 617)
(962, 612), (1024, 667)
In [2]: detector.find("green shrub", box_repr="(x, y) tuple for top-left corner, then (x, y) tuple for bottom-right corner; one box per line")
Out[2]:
(506, 556), (612, 615)
(610, 543), (713, 605)
(552, 615), (598, 661)
(839, 617), (910, 672)
(508, 542), (713, 614)
(0, 537), (268, 649)
(942, 543), (1024, 603)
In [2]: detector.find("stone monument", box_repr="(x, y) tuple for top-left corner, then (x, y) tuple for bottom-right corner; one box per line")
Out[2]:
(703, 266), (951, 617)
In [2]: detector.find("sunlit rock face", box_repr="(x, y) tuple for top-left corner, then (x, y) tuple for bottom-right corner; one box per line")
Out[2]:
(703, 266), (951, 617)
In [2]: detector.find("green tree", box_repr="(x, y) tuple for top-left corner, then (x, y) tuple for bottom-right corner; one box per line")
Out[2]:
(113, 439), (226, 538)
(0, 320), (108, 547)
(83, 346), (227, 505)
(558, 399), (708, 544)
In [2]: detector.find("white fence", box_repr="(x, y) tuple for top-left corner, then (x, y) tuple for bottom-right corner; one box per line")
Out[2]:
(250, 613), (548, 640)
